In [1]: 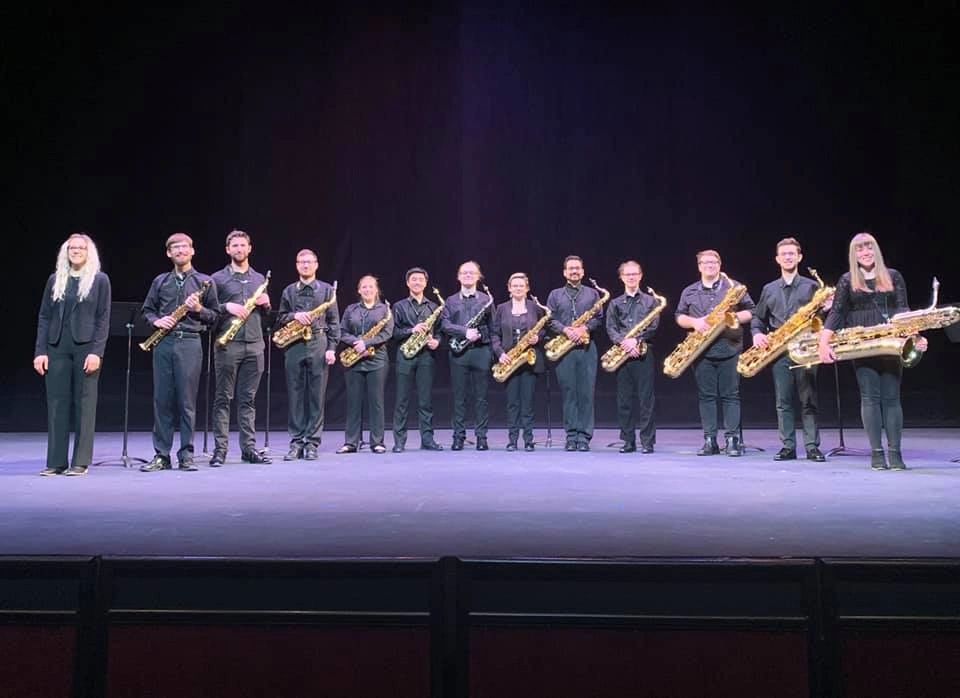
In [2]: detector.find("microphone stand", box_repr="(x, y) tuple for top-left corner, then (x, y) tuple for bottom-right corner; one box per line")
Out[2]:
(201, 329), (213, 457)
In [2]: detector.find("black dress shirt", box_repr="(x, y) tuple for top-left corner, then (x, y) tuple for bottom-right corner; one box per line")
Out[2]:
(277, 279), (340, 345)
(441, 291), (493, 347)
(546, 283), (604, 336)
(751, 275), (820, 335)
(35, 272), (112, 357)
(675, 276), (756, 359)
(606, 290), (661, 345)
(211, 265), (270, 343)
(340, 301), (394, 371)
(824, 270), (909, 332)
(142, 268), (218, 335)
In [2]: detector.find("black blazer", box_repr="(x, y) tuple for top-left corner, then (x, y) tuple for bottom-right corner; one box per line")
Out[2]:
(35, 272), (112, 357)
(490, 299), (547, 374)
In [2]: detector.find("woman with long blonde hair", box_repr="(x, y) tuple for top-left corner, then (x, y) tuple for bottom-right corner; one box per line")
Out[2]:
(33, 233), (112, 476)
(818, 232), (927, 470)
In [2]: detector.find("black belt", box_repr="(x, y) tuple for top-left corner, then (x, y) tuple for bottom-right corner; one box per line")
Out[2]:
(170, 330), (200, 338)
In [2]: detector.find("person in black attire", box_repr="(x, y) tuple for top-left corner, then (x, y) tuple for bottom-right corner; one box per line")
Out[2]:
(751, 237), (826, 462)
(675, 249), (755, 457)
(818, 232), (926, 470)
(337, 275), (394, 454)
(392, 267), (444, 452)
(546, 255), (604, 451)
(140, 233), (219, 472)
(34, 233), (111, 476)
(491, 273), (547, 451)
(209, 230), (271, 466)
(276, 249), (339, 461)
(605, 260), (659, 454)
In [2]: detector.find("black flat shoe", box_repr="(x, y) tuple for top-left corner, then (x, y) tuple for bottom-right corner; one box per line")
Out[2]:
(141, 455), (172, 472)
(303, 446), (318, 460)
(372, 444), (387, 454)
(421, 441), (444, 451)
(40, 466), (67, 476)
(805, 447), (826, 463)
(208, 450), (226, 467)
(241, 450), (271, 464)
(476, 437), (489, 451)
(64, 465), (88, 476)
(577, 442), (590, 452)
(725, 436), (743, 457)
(888, 449), (908, 470)
(870, 449), (889, 470)
(524, 442), (535, 452)
(564, 441), (577, 452)
(640, 444), (655, 454)
(177, 459), (198, 471)
(451, 438), (465, 451)
(392, 444), (405, 453)
(774, 448), (797, 461)
(284, 445), (303, 461)
(506, 442), (518, 452)
(337, 444), (357, 454)
(619, 443), (636, 454)
(697, 438), (720, 456)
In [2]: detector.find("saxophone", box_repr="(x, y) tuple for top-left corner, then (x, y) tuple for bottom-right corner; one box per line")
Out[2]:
(139, 280), (212, 352)
(737, 269), (835, 377)
(217, 271), (271, 347)
(272, 281), (338, 349)
(448, 285), (494, 355)
(491, 296), (552, 383)
(400, 288), (445, 359)
(663, 273), (747, 378)
(787, 277), (959, 369)
(600, 287), (668, 372)
(339, 301), (392, 368)
(544, 279), (611, 361)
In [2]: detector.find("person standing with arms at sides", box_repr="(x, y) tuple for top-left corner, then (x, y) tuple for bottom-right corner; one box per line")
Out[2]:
(675, 250), (755, 457)
(751, 237), (826, 462)
(392, 267), (444, 452)
(337, 276), (394, 454)
(140, 233), (219, 472)
(34, 233), (111, 476)
(605, 261), (659, 454)
(491, 273), (547, 451)
(441, 260), (494, 451)
(818, 232), (926, 471)
(546, 255), (604, 451)
(276, 249), (339, 461)
(209, 230), (272, 466)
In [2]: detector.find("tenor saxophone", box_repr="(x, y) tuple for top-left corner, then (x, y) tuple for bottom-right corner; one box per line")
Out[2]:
(544, 279), (610, 361)
(339, 301), (392, 368)
(491, 296), (552, 383)
(217, 271), (272, 347)
(139, 280), (212, 352)
(737, 269), (835, 377)
(663, 273), (747, 378)
(448, 285), (494, 355)
(400, 288), (445, 359)
(272, 281), (338, 349)
(600, 287), (667, 372)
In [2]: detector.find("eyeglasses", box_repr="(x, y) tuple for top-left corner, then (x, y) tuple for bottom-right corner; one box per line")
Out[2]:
(68, 246), (87, 251)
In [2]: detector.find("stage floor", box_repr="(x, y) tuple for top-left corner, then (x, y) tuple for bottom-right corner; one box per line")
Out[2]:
(2, 429), (958, 559)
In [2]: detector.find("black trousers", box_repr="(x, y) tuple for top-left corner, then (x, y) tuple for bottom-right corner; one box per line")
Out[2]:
(554, 342), (597, 444)
(213, 340), (264, 453)
(772, 355), (820, 451)
(450, 345), (491, 439)
(283, 338), (329, 448)
(504, 368), (537, 445)
(616, 349), (656, 447)
(344, 364), (388, 447)
(853, 356), (903, 450)
(152, 333), (202, 460)
(393, 357), (436, 446)
(693, 353), (740, 439)
(45, 332), (101, 469)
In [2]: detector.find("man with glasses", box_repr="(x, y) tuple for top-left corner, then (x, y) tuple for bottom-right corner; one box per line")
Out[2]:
(675, 250), (755, 457)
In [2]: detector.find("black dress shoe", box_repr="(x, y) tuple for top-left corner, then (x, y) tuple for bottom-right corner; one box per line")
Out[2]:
(64, 465), (89, 476)
(392, 444), (405, 453)
(177, 458), (198, 471)
(476, 437), (489, 451)
(774, 448), (797, 461)
(565, 440), (577, 452)
(640, 444), (655, 454)
(619, 443), (637, 454)
(697, 438), (720, 456)
(421, 441), (444, 451)
(577, 442), (590, 452)
(40, 466), (68, 476)
(337, 444), (358, 454)
(208, 450), (226, 467)
(506, 442), (518, 452)
(372, 444), (387, 454)
(241, 449), (271, 464)
(870, 449), (889, 470)
(805, 447), (826, 463)
(725, 435), (743, 457)
(451, 438), (465, 451)
(303, 445), (318, 460)
(888, 449), (908, 470)
(524, 442), (535, 452)
(141, 455), (172, 472)
(284, 445), (303, 461)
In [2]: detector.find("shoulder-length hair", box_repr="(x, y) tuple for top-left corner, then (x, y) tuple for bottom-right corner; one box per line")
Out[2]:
(52, 233), (101, 302)
(848, 232), (893, 293)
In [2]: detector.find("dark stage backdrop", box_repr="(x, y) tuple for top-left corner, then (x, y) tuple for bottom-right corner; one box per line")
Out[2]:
(3, 2), (959, 431)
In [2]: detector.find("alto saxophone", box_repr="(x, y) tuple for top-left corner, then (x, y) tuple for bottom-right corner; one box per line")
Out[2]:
(272, 281), (338, 349)
(600, 287), (668, 372)
(737, 269), (835, 377)
(448, 285), (494, 355)
(339, 301), (392, 368)
(663, 273), (747, 378)
(400, 288), (445, 359)
(788, 277), (960, 369)
(544, 279), (611, 361)
(217, 271), (271, 347)
(139, 280), (212, 352)
(491, 296), (552, 383)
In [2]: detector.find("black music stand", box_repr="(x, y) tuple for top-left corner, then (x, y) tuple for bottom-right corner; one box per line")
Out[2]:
(262, 309), (278, 452)
(94, 302), (150, 468)
(542, 364), (554, 448)
(827, 362), (869, 457)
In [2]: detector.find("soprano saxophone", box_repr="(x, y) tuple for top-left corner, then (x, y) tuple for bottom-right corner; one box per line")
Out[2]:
(600, 287), (667, 372)
(491, 296), (552, 383)
(339, 301), (392, 368)
(139, 279), (212, 352)
(448, 285), (494, 355)
(217, 271), (271, 347)
(400, 288), (445, 359)
(544, 279), (611, 361)
(272, 281), (338, 349)
(737, 269), (835, 377)
(663, 273), (747, 378)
